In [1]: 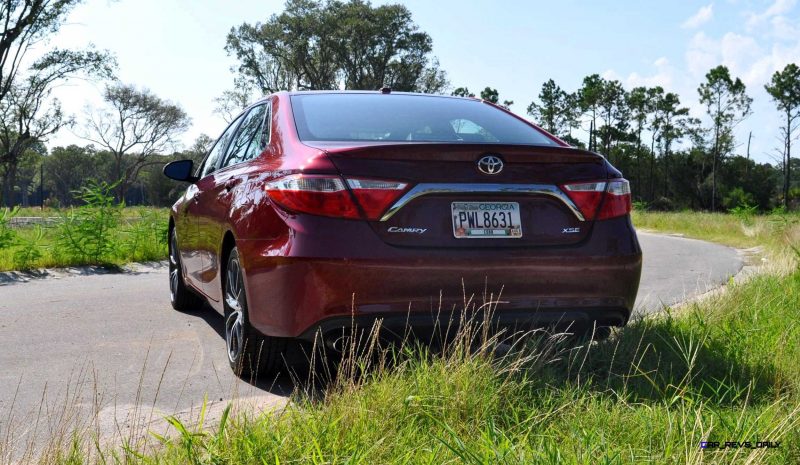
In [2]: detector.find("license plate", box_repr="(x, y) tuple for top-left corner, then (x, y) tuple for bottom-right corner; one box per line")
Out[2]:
(451, 202), (522, 239)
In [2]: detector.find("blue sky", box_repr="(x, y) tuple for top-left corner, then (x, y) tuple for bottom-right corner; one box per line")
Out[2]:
(43, 0), (800, 163)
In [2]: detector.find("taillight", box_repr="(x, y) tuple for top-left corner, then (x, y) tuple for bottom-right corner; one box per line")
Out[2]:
(264, 174), (407, 220)
(600, 179), (632, 220)
(561, 179), (631, 220)
(345, 179), (408, 219)
(265, 175), (360, 219)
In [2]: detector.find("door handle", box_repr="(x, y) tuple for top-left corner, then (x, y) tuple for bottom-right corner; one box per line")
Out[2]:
(224, 179), (240, 192)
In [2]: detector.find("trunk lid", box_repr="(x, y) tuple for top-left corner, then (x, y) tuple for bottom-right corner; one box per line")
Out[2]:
(309, 142), (609, 248)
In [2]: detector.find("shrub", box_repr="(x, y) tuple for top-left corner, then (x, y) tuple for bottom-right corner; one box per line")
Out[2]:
(649, 196), (676, 211)
(122, 208), (169, 261)
(730, 204), (758, 224)
(724, 186), (756, 211)
(0, 207), (18, 250)
(54, 181), (123, 265)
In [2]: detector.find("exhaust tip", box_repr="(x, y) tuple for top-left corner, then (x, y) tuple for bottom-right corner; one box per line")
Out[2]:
(326, 335), (349, 353)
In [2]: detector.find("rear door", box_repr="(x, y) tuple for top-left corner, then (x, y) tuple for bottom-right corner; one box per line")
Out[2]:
(178, 130), (235, 290)
(196, 103), (271, 301)
(193, 113), (244, 300)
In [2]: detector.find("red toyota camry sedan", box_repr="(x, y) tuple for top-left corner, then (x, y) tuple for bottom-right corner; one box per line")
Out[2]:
(163, 90), (642, 376)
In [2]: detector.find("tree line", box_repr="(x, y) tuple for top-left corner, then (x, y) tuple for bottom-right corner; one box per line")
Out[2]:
(519, 64), (799, 211)
(1, 0), (798, 211)
(0, 0), (193, 207)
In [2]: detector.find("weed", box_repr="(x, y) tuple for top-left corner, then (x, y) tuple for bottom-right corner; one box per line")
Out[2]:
(730, 203), (758, 225)
(121, 208), (169, 262)
(54, 181), (122, 265)
(12, 225), (44, 270)
(0, 207), (18, 250)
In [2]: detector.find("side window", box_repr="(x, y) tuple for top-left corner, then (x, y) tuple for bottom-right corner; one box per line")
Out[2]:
(221, 103), (269, 168)
(450, 118), (499, 142)
(198, 114), (243, 178)
(245, 103), (271, 160)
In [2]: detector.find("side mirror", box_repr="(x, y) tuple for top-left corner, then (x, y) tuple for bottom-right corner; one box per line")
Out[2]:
(163, 160), (198, 183)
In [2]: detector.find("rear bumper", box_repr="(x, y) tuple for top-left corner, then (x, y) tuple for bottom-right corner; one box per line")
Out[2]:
(237, 216), (642, 338)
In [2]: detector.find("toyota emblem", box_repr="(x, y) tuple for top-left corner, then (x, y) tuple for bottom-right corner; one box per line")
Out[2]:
(477, 155), (504, 175)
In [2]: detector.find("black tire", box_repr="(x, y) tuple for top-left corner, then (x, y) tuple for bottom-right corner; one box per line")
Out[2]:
(223, 247), (286, 378)
(169, 228), (203, 311)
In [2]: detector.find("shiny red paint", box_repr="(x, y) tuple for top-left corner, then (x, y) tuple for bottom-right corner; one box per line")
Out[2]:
(170, 91), (642, 342)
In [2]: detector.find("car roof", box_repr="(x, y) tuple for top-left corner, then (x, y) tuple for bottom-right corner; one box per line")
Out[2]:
(282, 89), (480, 102)
(246, 90), (485, 114)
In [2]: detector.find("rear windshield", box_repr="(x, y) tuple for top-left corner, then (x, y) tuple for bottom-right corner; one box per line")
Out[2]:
(290, 93), (557, 145)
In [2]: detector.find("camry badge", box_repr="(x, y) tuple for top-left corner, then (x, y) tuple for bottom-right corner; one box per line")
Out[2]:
(477, 155), (504, 175)
(388, 227), (427, 234)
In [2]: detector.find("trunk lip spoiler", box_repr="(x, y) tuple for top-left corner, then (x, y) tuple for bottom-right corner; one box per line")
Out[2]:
(379, 183), (586, 222)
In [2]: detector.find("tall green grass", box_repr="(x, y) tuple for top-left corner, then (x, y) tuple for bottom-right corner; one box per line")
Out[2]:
(15, 266), (799, 464)
(2, 211), (799, 464)
(632, 209), (800, 252)
(0, 184), (169, 271)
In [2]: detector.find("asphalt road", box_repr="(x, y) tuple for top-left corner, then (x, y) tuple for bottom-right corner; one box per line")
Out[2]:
(0, 232), (742, 454)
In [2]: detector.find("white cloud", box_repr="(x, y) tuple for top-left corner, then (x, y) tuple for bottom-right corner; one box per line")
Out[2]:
(746, 0), (797, 28)
(601, 69), (621, 81)
(720, 33), (762, 76)
(626, 57), (674, 89)
(769, 14), (800, 40)
(685, 31), (766, 83)
(682, 4), (714, 29)
(741, 41), (800, 86)
(686, 31), (719, 78)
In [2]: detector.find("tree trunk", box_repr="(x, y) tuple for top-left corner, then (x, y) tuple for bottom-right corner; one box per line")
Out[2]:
(786, 113), (792, 210)
(663, 149), (669, 199)
(2, 164), (17, 208)
(636, 128), (642, 202)
(114, 153), (124, 203)
(20, 182), (29, 207)
(649, 133), (656, 202)
(711, 124), (720, 212)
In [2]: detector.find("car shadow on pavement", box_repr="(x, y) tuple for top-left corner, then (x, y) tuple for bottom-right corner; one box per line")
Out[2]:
(180, 303), (314, 399)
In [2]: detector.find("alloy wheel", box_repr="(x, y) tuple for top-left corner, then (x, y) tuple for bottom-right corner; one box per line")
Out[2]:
(169, 232), (179, 302)
(225, 255), (245, 364)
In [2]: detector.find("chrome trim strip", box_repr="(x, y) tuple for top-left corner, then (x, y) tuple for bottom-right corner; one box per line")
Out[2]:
(380, 183), (585, 222)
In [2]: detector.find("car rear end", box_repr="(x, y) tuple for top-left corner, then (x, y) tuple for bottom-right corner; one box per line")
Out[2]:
(243, 92), (642, 345)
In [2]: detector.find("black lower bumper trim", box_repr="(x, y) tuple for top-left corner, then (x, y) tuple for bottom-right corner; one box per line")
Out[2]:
(297, 308), (630, 343)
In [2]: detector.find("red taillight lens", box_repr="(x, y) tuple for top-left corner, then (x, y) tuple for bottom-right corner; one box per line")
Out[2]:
(265, 175), (361, 219)
(264, 174), (407, 220)
(345, 178), (407, 220)
(562, 179), (631, 220)
(598, 179), (632, 220)
(562, 181), (606, 221)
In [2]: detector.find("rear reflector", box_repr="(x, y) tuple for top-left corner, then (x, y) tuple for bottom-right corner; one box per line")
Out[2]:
(562, 179), (631, 220)
(265, 174), (407, 220)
